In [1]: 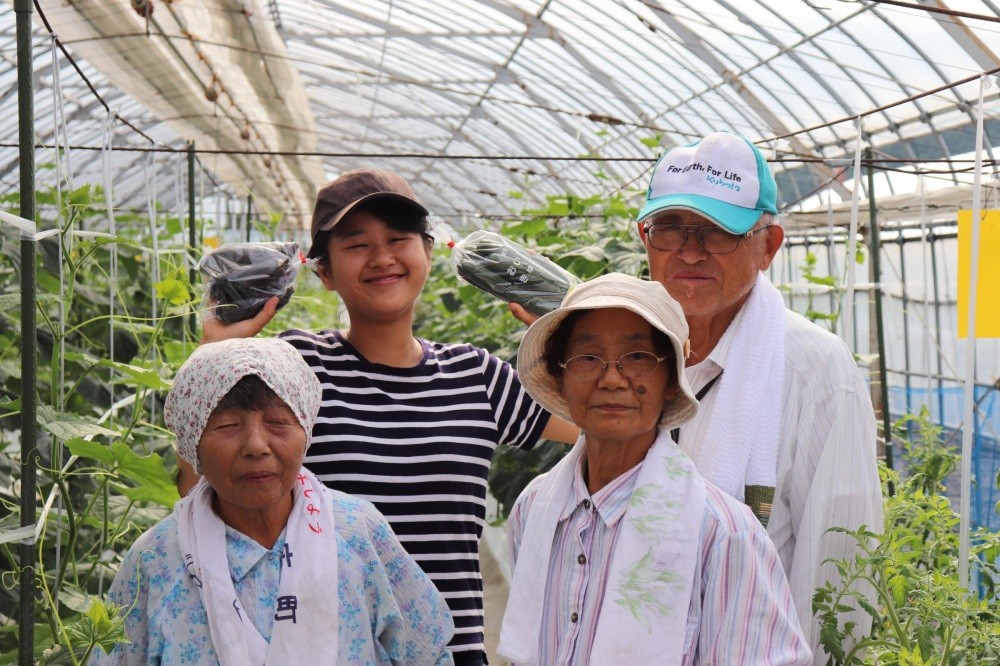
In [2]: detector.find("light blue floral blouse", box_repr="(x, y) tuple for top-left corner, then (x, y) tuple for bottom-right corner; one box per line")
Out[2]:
(90, 491), (454, 665)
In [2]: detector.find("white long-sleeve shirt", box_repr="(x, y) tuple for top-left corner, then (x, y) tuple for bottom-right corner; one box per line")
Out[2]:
(678, 305), (883, 664)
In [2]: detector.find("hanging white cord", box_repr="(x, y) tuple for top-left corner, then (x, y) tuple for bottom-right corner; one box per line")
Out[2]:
(48, 33), (71, 613)
(50, 34), (73, 194)
(48, 34), (70, 414)
(841, 116), (865, 352)
(958, 73), (990, 591)
(99, 110), (120, 597)
(102, 112), (118, 411)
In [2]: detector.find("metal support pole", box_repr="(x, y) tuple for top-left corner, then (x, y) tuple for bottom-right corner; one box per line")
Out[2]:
(866, 148), (894, 478)
(187, 143), (196, 336)
(15, 1), (37, 662)
(246, 193), (253, 242)
(187, 143), (196, 285)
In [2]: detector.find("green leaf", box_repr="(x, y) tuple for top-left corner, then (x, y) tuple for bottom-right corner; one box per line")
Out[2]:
(107, 442), (178, 505)
(57, 585), (97, 614)
(805, 310), (838, 322)
(154, 278), (190, 306)
(804, 274), (837, 287)
(162, 339), (198, 367)
(503, 218), (547, 237)
(96, 359), (171, 391)
(0, 292), (62, 312)
(68, 183), (95, 206)
(508, 190), (524, 200)
(65, 437), (116, 465)
(639, 136), (661, 149)
(37, 405), (120, 440)
(563, 245), (606, 263)
(1, 293), (24, 312)
(63, 598), (129, 658)
(819, 620), (846, 662)
(67, 439), (179, 508)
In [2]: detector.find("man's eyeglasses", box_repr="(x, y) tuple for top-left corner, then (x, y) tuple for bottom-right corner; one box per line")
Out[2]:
(559, 351), (669, 381)
(643, 222), (773, 255)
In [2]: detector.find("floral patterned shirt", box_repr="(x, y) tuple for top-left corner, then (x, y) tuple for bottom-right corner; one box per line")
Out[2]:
(91, 491), (454, 665)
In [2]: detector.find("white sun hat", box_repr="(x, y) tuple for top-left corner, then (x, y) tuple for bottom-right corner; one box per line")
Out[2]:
(516, 272), (699, 430)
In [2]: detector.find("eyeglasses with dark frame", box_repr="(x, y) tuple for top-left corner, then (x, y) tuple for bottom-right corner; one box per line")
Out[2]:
(559, 351), (669, 381)
(643, 222), (773, 255)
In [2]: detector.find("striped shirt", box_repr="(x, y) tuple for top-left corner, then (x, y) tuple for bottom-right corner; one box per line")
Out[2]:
(279, 329), (549, 662)
(679, 307), (883, 664)
(508, 452), (811, 665)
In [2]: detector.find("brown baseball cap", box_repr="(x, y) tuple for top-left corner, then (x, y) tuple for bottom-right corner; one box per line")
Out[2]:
(309, 168), (429, 249)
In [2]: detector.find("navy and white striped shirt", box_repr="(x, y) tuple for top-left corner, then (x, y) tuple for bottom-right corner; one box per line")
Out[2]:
(279, 329), (550, 661)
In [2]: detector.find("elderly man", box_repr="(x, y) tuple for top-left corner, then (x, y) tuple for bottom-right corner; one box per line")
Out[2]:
(635, 132), (883, 661)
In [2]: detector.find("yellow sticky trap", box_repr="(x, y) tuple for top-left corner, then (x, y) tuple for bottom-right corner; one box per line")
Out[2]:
(957, 209), (1000, 338)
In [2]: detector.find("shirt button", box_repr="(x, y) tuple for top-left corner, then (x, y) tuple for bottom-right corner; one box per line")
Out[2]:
(577, 554), (586, 565)
(570, 612), (579, 623)
(582, 499), (591, 510)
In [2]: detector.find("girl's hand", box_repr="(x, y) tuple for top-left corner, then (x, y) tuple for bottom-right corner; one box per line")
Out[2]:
(200, 296), (280, 344)
(508, 302), (539, 327)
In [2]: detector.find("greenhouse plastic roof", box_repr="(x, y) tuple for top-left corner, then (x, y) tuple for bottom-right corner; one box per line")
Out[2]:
(1, 0), (999, 232)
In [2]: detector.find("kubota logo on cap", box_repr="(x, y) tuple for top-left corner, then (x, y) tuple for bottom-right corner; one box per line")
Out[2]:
(648, 139), (761, 208)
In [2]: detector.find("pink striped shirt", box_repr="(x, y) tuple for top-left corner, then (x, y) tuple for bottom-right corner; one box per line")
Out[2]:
(508, 453), (811, 665)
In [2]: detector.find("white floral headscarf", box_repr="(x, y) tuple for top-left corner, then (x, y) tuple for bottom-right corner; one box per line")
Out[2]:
(164, 338), (321, 472)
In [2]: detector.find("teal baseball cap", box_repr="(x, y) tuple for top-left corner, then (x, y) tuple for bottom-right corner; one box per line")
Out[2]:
(638, 132), (778, 235)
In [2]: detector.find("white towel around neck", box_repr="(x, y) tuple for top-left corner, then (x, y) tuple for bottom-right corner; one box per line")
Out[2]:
(499, 430), (706, 665)
(175, 468), (339, 665)
(694, 273), (785, 500)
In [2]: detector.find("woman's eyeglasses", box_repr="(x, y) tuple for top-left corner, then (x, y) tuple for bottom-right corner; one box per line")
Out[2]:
(643, 223), (772, 255)
(559, 351), (669, 381)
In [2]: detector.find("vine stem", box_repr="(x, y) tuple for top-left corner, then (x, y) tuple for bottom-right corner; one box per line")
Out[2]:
(37, 565), (80, 666)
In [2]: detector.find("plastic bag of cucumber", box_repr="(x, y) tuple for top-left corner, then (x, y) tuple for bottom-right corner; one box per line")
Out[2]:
(449, 231), (579, 317)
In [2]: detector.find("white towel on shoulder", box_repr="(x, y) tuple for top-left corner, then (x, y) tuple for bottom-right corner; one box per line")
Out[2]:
(175, 469), (339, 665)
(499, 431), (706, 665)
(696, 273), (785, 500)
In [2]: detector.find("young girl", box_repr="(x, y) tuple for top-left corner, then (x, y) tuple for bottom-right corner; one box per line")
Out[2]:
(195, 168), (577, 666)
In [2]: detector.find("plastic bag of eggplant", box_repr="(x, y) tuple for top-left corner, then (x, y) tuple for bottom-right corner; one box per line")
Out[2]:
(198, 241), (304, 324)
(449, 230), (580, 317)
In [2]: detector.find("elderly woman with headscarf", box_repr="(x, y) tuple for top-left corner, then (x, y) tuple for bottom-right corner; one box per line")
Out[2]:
(498, 273), (812, 665)
(92, 338), (454, 665)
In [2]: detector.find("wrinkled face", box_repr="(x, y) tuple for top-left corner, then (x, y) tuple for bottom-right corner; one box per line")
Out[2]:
(197, 401), (306, 522)
(316, 210), (433, 324)
(559, 308), (675, 447)
(640, 209), (783, 325)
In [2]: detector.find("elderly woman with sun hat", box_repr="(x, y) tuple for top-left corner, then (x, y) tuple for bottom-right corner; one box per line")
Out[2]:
(92, 337), (453, 665)
(498, 273), (811, 665)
